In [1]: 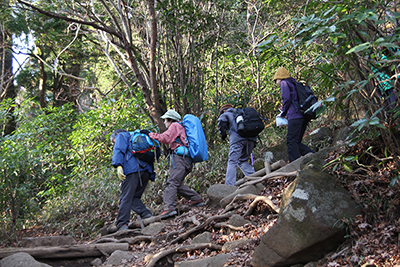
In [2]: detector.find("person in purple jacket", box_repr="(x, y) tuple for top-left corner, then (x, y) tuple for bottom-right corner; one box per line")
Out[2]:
(273, 67), (314, 162)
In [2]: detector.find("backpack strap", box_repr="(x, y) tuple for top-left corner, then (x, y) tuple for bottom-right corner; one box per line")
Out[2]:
(172, 122), (189, 148)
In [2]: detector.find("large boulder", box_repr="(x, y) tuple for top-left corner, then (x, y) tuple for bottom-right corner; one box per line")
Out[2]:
(251, 164), (361, 267)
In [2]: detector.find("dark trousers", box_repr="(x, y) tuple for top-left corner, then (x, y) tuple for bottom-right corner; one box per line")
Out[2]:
(163, 154), (202, 211)
(287, 118), (315, 162)
(117, 171), (152, 228)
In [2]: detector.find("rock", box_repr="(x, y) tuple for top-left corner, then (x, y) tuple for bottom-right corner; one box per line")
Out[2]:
(91, 258), (102, 266)
(228, 214), (251, 227)
(303, 127), (332, 151)
(251, 164), (361, 267)
(206, 184), (237, 208)
(219, 185), (261, 208)
(19, 236), (77, 248)
(141, 222), (166, 236)
(192, 232), (211, 244)
(103, 250), (135, 265)
(277, 152), (313, 173)
(222, 238), (251, 252)
(332, 126), (354, 146)
(0, 252), (52, 267)
(304, 262), (319, 267)
(300, 146), (337, 171)
(174, 253), (232, 267)
(269, 142), (288, 163)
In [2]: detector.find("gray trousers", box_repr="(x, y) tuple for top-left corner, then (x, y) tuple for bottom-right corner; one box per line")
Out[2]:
(225, 139), (256, 186)
(163, 154), (202, 211)
(117, 171), (152, 228)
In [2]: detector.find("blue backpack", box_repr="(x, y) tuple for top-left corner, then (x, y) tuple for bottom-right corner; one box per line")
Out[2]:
(129, 130), (161, 164)
(180, 114), (208, 163)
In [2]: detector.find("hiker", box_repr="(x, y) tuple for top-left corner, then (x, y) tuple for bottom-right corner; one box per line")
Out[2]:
(149, 109), (205, 219)
(217, 104), (257, 186)
(111, 129), (154, 231)
(371, 50), (398, 114)
(273, 67), (315, 162)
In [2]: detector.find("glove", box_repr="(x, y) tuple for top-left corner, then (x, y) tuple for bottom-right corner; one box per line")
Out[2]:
(116, 166), (126, 181)
(221, 133), (227, 140)
(140, 129), (150, 135)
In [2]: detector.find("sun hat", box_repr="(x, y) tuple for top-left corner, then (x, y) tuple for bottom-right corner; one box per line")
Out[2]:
(160, 109), (181, 121)
(273, 67), (290, 81)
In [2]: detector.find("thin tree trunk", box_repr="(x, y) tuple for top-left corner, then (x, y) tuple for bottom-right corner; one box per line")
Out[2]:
(0, 24), (16, 136)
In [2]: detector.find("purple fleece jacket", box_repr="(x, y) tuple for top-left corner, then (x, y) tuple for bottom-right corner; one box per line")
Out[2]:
(280, 77), (304, 120)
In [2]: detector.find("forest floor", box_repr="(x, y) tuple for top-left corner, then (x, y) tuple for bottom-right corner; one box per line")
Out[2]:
(11, 139), (400, 267)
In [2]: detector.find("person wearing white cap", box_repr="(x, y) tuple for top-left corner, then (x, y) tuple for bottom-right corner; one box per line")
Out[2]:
(149, 109), (205, 219)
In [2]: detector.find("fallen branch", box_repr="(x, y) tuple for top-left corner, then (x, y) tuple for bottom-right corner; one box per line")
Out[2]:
(170, 212), (234, 244)
(146, 243), (222, 267)
(238, 171), (297, 189)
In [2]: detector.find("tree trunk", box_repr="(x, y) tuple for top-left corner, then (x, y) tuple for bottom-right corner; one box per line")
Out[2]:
(0, 23), (16, 136)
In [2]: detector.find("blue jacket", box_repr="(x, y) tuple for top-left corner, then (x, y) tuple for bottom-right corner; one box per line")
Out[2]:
(112, 131), (155, 180)
(280, 78), (304, 121)
(218, 108), (257, 145)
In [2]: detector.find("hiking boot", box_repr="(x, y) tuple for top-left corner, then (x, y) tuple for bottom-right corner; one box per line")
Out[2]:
(117, 224), (128, 232)
(141, 213), (153, 219)
(160, 209), (177, 219)
(187, 199), (205, 207)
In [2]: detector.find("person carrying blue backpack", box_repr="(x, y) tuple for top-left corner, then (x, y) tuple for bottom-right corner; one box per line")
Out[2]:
(110, 129), (155, 232)
(149, 109), (205, 219)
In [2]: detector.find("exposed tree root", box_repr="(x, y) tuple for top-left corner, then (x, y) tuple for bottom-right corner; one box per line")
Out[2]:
(170, 212), (234, 244)
(221, 194), (280, 215)
(146, 243), (222, 267)
(244, 195), (280, 216)
(214, 222), (246, 232)
(92, 236), (155, 245)
(238, 171), (297, 188)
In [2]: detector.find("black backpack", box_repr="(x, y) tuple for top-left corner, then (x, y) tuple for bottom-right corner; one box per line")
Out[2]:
(235, 107), (265, 138)
(292, 82), (319, 120)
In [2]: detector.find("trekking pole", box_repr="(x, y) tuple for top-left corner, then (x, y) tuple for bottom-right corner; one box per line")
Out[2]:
(251, 152), (255, 172)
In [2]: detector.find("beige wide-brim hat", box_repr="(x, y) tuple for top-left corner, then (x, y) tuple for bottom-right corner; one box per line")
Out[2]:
(160, 109), (181, 121)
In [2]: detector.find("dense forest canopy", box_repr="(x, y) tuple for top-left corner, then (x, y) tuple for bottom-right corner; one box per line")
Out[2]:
(0, 0), (399, 245)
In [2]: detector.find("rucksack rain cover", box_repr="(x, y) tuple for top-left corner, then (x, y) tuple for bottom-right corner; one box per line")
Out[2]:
(182, 114), (208, 163)
(130, 130), (160, 164)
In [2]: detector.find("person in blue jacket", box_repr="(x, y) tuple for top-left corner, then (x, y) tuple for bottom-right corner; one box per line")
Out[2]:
(273, 67), (314, 162)
(218, 104), (256, 186)
(110, 129), (154, 231)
